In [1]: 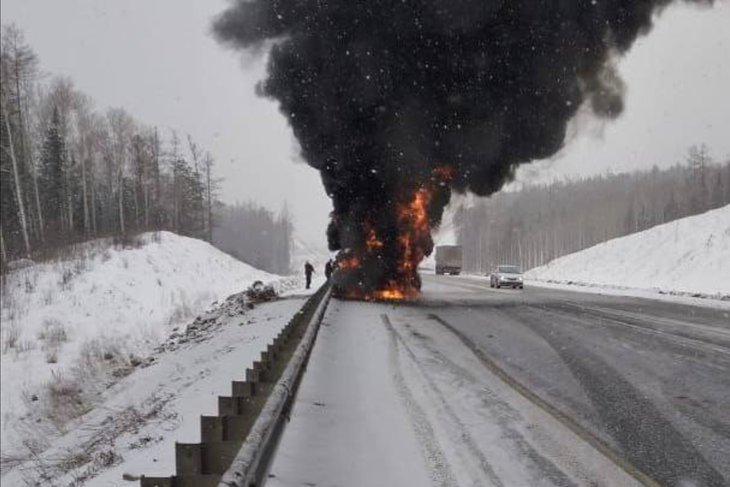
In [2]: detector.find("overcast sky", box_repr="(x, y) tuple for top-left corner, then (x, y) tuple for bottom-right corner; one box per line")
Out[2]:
(2, 0), (728, 245)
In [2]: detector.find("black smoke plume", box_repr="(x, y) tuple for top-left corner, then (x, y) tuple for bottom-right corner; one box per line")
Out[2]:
(213, 0), (711, 297)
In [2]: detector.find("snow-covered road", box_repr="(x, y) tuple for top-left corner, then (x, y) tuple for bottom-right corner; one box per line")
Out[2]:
(268, 275), (730, 486)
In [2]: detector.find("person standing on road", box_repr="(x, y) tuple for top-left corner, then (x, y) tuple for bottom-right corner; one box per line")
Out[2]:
(324, 259), (333, 280)
(304, 261), (315, 289)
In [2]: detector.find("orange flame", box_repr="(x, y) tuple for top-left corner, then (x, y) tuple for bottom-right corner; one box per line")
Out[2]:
(365, 227), (384, 251)
(370, 280), (420, 301)
(335, 166), (453, 302)
(363, 187), (433, 301)
(431, 165), (454, 183)
(338, 255), (361, 270)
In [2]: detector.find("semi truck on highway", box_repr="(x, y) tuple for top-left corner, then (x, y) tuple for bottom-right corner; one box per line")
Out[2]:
(435, 245), (462, 275)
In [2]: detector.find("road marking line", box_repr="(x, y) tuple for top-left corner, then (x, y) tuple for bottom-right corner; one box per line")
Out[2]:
(428, 313), (662, 487)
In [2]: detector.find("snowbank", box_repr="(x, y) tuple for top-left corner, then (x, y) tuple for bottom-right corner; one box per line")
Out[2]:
(290, 237), (332, 274)
(526, 205), (730, 299)
(1, 294), (308, 486)
(0, 231), (277, 458)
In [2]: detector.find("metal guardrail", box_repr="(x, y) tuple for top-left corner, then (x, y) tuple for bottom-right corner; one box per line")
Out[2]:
(140, 284), (331, 487)
(219, 285), (331, 486)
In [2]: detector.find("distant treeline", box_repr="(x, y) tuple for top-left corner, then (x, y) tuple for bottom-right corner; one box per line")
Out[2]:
(457, 147), (730, 273)
(1, 24), (215, 266)
(212, 202), (292, 275)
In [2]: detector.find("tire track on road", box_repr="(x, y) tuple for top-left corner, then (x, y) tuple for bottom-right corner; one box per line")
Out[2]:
(383, 314), (587, 487)
(427, 313), (663, 487)
(382, 314), (510, 487)
(515, 307), (729, 487)
(533, 302), (730, 358)
(382, 314), (458, 487)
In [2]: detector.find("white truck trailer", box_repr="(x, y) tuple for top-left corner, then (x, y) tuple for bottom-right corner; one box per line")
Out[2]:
(435, 245), (462, 275)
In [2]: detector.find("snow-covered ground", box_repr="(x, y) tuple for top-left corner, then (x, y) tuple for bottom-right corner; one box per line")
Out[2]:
(526, 205), (730, 300)
(1, 292), (309, 486)
(0, 231), (283, 468)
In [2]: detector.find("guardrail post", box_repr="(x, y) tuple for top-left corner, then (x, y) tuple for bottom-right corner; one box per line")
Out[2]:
(252, 360), (270, 382)
(218, 396), (238, 416)
(232, 380), (255, 398)
(140, 285), (331, 487)
(175, 443), (202, 475)
(201, 416), (224, 443)
(246, 368), (260, 383)
(140, 476), (174, 487)
(218, 286), (332, 487)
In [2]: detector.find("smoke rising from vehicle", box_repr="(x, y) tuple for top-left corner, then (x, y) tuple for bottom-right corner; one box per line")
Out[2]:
(213, 0), (712, 298)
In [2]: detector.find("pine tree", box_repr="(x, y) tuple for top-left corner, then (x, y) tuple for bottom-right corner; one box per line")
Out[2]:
(276, 204), (293, 273)
(39, 106), (66, 234)
(710, 170), (724, 209)
(0, 26), (230, 260)
(663, 191), (679, 223)
(686, 144), (710, 213)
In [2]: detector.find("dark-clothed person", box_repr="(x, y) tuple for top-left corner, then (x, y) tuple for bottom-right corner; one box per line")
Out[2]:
(304, 261), (315, 289)
(324, 260), (334, 280)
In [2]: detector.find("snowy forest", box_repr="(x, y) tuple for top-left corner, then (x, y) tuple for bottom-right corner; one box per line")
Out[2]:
(6, 21), (727, 278)
(0, 25), (292, 271)
(457, 149), (730, 273)
(212, 203), (293, 275)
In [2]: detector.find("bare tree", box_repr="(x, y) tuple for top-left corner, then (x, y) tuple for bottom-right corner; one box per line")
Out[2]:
(72, 94), (95, 236)
(203, 152), (216, 242)
(187, 134), (205, 234)
(1, 89), (31, 256)
(106, 108), (134, 234)
(0, 25), (226, 262)
(0, 223), (6, 266)
(2, 25), (41, 239)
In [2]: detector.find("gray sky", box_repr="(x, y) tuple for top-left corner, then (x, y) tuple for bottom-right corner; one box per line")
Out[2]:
(514, 0), (730, 185)
(2, 0), (729, 245)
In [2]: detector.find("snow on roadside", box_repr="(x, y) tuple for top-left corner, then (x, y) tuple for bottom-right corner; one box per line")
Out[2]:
(1, 294), (307, 486)
(525, 205), (730, 300)
(0, 231), (280, 463)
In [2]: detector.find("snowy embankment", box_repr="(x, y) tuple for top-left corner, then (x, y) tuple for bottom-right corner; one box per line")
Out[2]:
(526, 205), (730, 300)
(290, 237), (332, 274)
(2, 295), (308, 486)
(0, 231), (280, 465)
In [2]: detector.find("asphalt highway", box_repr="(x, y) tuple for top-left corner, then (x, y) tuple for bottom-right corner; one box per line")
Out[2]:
(419, 274), (730, 486)
(270, 275), (729, 487)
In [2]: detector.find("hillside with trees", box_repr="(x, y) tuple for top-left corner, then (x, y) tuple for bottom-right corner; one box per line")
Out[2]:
(212, 203), (293, 275)
(0, 25), (216, 265)
(457, 149), (730, 273)
(0, 24), (293, 272)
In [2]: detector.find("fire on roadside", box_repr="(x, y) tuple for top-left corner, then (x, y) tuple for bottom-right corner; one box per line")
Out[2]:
(333, 166), (451, 302)
(365, 227), (384, 251)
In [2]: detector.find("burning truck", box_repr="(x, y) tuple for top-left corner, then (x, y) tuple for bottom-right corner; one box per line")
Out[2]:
(328, 167), (453, 300)
(213, 0), (712, 301)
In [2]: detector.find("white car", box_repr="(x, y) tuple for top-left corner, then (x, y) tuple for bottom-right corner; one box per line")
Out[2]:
(490, 265), (524, 289)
